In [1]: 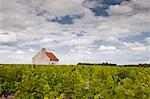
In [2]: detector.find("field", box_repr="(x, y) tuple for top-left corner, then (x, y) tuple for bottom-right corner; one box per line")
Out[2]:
(0, 64), (150, 99)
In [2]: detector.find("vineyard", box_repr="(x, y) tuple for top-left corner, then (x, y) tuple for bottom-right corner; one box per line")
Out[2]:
(0, 64), (150, 99)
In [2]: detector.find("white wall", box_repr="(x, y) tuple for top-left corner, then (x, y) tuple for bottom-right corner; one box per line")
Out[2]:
(32, 51), (58, 65)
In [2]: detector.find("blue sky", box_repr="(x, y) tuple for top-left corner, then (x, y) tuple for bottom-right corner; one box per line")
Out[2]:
(0, 0), (150, 64)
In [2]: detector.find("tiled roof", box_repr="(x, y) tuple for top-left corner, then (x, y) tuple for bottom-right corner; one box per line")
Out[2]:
(45, 52), (59, 61)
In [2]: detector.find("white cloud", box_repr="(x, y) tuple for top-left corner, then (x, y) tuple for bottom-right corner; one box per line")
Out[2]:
(29, 48), (35, 52)
(8, 55), (25, 60)
(108, 4), (133, 15)
(0, 32), (16, 42)
(70, 45), (91, 54)
(40, 38), (54, 43)
(99, 45), (117, 55)
(123, 42), (146, 51)
(15, 50), (24, 54)
(99, 45), (117, 51)
(0, 0), (150, 64)
(43, 0), (84, 16)
(82, 0), (104, 8)
(106, 36), (119, 42)
(0, 50), (10, 53)
(131, 0), (150, 8)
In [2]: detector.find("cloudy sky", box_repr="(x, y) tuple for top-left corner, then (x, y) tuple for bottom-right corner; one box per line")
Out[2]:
(0, 0), (150, 65)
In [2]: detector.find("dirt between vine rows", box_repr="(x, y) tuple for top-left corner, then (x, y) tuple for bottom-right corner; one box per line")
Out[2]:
(0, 95), (14, 99)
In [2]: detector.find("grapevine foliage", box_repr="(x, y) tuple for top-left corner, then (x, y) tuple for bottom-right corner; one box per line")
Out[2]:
(0, 64), (150, 99)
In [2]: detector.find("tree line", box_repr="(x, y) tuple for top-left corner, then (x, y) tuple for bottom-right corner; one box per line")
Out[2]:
(77, 63), (150, 67)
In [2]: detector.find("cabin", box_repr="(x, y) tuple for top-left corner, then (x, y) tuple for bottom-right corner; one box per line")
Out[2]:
(32, 48), (59, 65)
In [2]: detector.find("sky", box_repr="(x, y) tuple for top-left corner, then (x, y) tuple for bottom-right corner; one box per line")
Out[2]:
(0, 0), (150, 65)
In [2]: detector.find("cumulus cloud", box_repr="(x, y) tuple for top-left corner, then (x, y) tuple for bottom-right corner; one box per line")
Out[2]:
(0, 32), (16, 42)
(99, 45), (117, 55)
(0, 0), (150, 64)
(15, 50), (24, 54)
(108, 4), (133, 15)
(82, 0), (104, 8)
(0, 49), (10, 54)
(29, 48), (35, 52)
(99, 45), (117, 51)
(123, 42), (146, 51)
